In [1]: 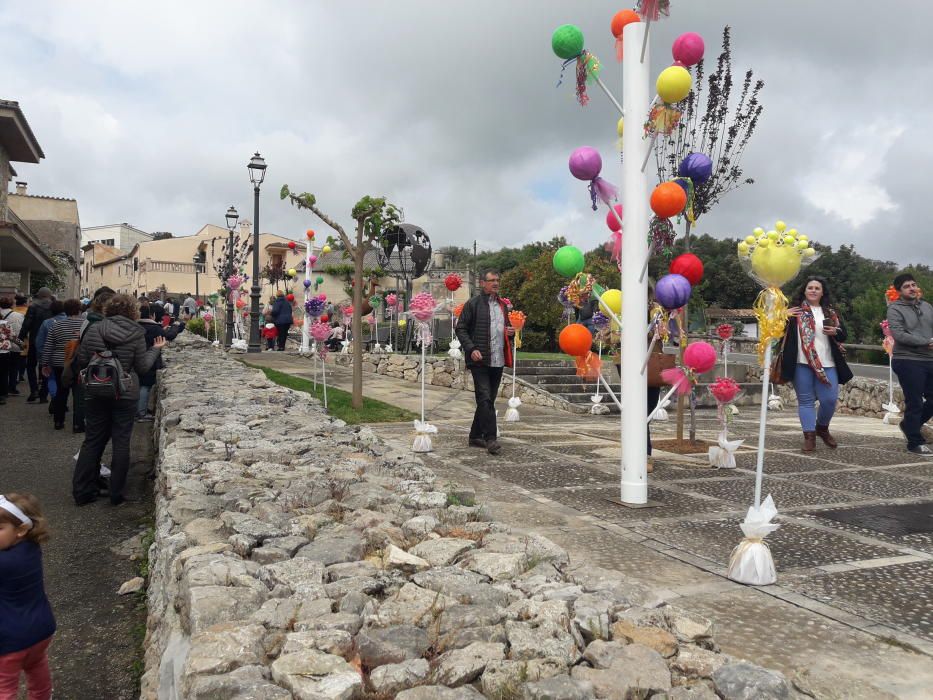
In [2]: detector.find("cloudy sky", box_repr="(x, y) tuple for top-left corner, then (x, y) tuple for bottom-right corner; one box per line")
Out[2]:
(3, 1), (930, 265)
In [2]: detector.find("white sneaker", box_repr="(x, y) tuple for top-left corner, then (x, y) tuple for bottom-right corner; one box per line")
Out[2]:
(907, 444), (933, 457)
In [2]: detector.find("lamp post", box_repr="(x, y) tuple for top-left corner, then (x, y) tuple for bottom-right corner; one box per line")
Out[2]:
(247, 152), (266, 353)
(224, 205), (239, 347)
(192, 253), (201, 314)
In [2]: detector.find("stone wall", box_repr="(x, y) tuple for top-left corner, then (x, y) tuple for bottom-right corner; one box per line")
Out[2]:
(748, 366), (904, 419)
(141, 334), (808, 699)
(334, 351), (584, 413)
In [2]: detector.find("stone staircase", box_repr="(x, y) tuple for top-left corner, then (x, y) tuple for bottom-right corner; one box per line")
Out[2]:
(515, 357), (762, 414)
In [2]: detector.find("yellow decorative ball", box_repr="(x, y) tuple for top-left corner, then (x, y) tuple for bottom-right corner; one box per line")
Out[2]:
(322, 245), (332, 254)
(617, 117), (624, 138)
(796, 239), (809, 250)
(783, 235), (795, 246)
(787, 229), (798, 237)
(757, 238), (771, 248)
(656, 66), (692, 104)
(599, 289), (622, 315)
(767, 230), (779, 241)
(737, 242), (750, 255)
(797, 234), (808, 242)
(751, 242), (802, 287)
(398, 318), (407, 327)
(803, 247), (816, 257)
(775, 221), (787, 233)
(287, 268), (297, 277)
(744, 235), (756, 245)
(753, 227), (764, 236)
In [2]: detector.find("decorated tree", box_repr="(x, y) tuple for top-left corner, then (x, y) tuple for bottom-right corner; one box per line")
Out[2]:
(281, 185), (401, 409)
(210, 229), (253, 294)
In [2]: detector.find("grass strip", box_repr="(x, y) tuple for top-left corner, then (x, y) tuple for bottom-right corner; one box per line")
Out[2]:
(247, 364), (417, 425)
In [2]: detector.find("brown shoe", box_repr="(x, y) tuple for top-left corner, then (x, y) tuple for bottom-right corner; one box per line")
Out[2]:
(468, 438), (487, 449)
(647, 457), (654, 473)
(815, 425), (837, 448)
(802, 431), (816, 452)
(486, 440), (501, 455)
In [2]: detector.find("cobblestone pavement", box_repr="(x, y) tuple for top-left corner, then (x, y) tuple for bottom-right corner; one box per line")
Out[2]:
(248, 353), (933, 698)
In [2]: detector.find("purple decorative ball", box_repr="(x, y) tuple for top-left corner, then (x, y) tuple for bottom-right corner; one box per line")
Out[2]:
(569, 147), (603, 181)
(655, 273), (692, 310)
(677, 152), (713, 183)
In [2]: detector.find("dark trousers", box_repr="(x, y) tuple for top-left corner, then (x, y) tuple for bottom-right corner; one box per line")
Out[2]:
(892, 359), (933, 449)
(469, 365), (504, 441)
(51, 367), (84, 428)
(4, 352), (17, 392)
(616, 364), (661, 456)
(275, 324), (290, 350)
(73, 395), (135, 504)
(25, 345), (48, 399)
(0, 353), (9, 398)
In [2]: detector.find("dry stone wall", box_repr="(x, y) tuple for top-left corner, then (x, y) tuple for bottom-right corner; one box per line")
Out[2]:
(143, 334), (825, 699)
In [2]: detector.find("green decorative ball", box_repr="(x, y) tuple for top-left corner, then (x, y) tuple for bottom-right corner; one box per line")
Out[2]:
(553, 245), (585, 278)
(552, 24), (584, 60)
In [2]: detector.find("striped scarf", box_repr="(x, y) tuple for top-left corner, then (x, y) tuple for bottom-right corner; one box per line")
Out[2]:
(797, 301), (838, 385)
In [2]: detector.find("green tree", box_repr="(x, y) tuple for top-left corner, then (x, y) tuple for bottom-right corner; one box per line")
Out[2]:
(281, 185), (401, 410)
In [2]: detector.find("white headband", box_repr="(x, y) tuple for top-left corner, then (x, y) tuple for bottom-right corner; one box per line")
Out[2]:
(0, 495), (33, 529)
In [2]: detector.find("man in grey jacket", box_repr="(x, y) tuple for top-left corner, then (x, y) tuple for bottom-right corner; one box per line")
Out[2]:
(886, 273), (933, 455)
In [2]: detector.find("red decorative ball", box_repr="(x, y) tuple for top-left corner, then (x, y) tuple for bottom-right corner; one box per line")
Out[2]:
(286, 293), (295, 302)
(287, 241), (297, 250)
(605, 203), (624, 232)
(320, 314), (329, 323)
(558, 323), (593, 357)
(444, 273), (462, 292)
(669, 253), (704, 285)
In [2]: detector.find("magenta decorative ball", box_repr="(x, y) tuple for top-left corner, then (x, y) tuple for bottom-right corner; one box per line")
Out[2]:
(655, 273), (692, 310)
(672, 32), (705, 67)
(569, 147), (603, 181)
(684, 341), (717, 374)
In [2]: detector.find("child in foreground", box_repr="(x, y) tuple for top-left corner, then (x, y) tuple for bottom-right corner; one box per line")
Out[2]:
(0, 492), (56, 700)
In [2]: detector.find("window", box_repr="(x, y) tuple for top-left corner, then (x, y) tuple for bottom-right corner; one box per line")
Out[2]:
(133, 258), (138, 271)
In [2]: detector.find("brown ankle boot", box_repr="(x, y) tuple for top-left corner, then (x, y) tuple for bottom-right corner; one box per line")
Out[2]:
(802, 431), (816, 452)
(815, 425), (837, 448)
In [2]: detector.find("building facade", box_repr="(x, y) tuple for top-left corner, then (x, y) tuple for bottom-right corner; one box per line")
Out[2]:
(81, 222), (153, 252)
(0, 99), (57, 295)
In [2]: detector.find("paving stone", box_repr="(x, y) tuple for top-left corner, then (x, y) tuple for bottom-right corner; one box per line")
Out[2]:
(785, 561), (933, 641)
(682, 477), (852, 508)
(409, 537), (476, 566)
(356, 624), (430, 667)
(731, 452), (846, 474)
(295, 531), (367, 566)
(804, 469), (933, 499)
(547, 486), (734, 523)
(369, 658), (430, 696)
(639, 518), (897, 570)
(270, 651), (362, 700)
(281, 629), (354, 658)
(521, 675), (596, 700)
(432, 641), (505, 686)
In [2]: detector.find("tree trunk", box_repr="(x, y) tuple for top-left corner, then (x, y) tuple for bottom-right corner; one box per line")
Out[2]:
(352, 223), (365, 410)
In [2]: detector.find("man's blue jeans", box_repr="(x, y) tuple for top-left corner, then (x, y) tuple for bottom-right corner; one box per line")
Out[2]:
(891, 359), (933, 449)
(793, 363), (839, 432)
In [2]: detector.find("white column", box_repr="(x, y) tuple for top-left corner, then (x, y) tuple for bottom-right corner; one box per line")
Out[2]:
(620, 21), (651, 504)
(301, 242), (313, 353)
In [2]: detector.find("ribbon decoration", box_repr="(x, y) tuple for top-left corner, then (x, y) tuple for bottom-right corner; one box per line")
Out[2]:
(566, 274), (594, 308)
(673, 176), (696, 224)
(650, 396), (670, 421)
(727, 495), (779, 586)
(575, 351), (602, 381)
(588, 176), (619, 212)
(753, 287), (789, 365)
(709, 430), (744, 470)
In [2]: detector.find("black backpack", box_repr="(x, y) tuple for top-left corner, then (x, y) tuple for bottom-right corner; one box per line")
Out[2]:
(80, 341), (131, 399)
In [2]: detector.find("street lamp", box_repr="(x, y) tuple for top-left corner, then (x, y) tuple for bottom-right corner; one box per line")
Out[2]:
(224, 205), (238, 347)
(247, 152), (267, 353)
(192, 253), (202, 313)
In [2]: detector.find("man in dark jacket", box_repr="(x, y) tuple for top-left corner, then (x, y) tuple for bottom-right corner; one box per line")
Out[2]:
(18, 288), (55, 403)
(271, 291), (293, 351)
(137, 303), (184, 421)
(887, 273), (933, 456)
(455, 270), (514, 455)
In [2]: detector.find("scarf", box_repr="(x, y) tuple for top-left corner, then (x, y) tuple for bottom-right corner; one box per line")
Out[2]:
(797, 301), (838, 385)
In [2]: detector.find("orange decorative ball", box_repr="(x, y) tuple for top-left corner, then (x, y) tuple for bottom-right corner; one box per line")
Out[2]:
(611, 9), (640, 38)
(559, 323), (593, 357)
(650, 182), (687, 219)
(306, 229), (315, 240)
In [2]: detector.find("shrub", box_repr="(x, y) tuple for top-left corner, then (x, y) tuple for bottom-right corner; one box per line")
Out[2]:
(185, 317), (207, 338)
(518, 329), (552, 352)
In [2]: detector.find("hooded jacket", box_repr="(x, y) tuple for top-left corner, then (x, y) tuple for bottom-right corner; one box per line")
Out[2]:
(886, 298), (933, 361)
(137, 318), (184, 386)
(271, 296), (294, 325)
(18, 297), (53, 343)
(76, 316), (161, 401)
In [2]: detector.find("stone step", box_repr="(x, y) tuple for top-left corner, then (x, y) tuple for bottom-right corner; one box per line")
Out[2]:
(515, 366), (580, 376)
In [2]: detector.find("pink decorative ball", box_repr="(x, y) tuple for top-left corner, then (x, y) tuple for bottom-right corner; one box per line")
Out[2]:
(605, 204), (624, 232)
(684, 341), (717, 374)
(568, 146), (602, 181)
(672, 32), (705, 67)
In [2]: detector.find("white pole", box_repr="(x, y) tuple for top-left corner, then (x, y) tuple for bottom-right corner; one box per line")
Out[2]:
(888, 354), (894, 406)
(597, 373), (623, 411)
(621, 21), (650, 505)
(753, 342), (773, 509)
(302, 242), (312, 353)
(593, 75), (625, 117)
(724, 340), (729, 376)
(322, 349), (328, 409)
(420, 331), (426, 422)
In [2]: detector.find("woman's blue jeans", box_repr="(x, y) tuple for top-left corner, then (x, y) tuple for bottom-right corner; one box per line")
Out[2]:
(793, 363), (839, 431)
